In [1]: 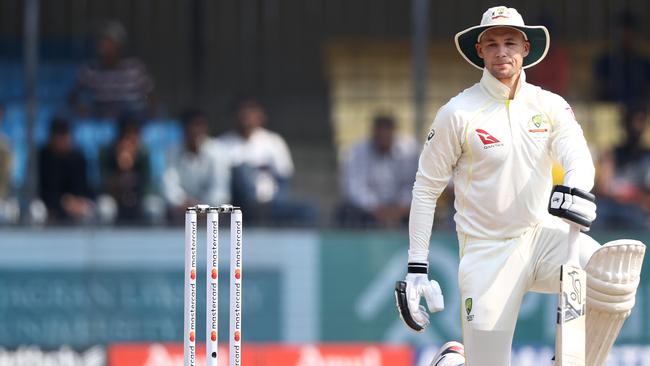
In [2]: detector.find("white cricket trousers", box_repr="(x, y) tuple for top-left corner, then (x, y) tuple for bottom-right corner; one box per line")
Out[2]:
(458, 216), (600, 366)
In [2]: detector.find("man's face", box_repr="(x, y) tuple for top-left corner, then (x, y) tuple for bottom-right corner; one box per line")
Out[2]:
(184, 117), (209, 152)
(236, 103), (266, 136)
(626, 110), (647, 144)
(51, 133), (73, 153)
(373, 123), (395, 153)
(97, 36), (121, 64)
(476, 27), (530, 82)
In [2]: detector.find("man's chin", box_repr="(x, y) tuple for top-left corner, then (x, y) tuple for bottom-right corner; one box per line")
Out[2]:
(489, 68), (517, 80)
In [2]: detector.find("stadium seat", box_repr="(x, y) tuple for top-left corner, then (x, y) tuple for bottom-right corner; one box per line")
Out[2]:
(38, 62), (78, 100)
(0, 62), (24, 100)
(0, 61), (79, 102)
(2, 102), (55, 186)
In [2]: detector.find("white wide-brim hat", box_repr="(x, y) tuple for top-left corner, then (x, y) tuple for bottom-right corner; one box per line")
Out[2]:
(454, 6), (549, 70)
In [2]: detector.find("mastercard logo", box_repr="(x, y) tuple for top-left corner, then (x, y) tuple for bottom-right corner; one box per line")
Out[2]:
(211, 331), (217, 341)
(235, 269), (241, 280)
(189, 331), (195, 342)
(234, 331), (240, 342)
(190, 269), (196, 280)
(211, 268), (218, 279)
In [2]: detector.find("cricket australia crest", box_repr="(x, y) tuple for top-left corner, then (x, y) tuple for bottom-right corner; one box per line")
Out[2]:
(465, 298), (474, 322)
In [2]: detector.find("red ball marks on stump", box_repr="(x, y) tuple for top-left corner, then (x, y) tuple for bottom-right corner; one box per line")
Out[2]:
(234, 331), (240, 342)
(190, 269), (196, 280)
(211, 268), (218, 279)
(211, 331), (217, 342)
(189, 331), (195, 342)
(235, 269), (241, 280)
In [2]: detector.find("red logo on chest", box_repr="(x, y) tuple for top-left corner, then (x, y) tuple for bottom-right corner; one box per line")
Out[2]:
(475, 129), (501, 145)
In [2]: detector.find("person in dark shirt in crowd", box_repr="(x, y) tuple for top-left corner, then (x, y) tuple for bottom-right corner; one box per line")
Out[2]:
(98, 116), (154, 224)
(69, 20), (157, 119)
(38, 118), (95, 224)
(594, 104), (650, 229)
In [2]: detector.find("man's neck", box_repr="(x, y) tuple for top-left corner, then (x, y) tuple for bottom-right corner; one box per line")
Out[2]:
(373, 143), (392, 155)
(100, 56), (121, 69)
(497, 73), (521, 99)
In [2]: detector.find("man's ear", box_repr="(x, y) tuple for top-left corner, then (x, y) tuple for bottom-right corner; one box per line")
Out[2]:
(523, 41), (530, 58)
(475, 43), (484, 59)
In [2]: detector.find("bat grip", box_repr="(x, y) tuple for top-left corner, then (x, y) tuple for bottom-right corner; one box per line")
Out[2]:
(567, 225), (581, 267)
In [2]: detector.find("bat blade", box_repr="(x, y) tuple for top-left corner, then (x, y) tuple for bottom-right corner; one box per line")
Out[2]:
(556, 263), (586, 366)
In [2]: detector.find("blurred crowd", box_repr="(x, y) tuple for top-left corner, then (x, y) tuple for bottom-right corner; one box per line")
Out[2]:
(1, 96), (319, 226)
(2, 14), (650, 230)
(1, 21), (318, 227)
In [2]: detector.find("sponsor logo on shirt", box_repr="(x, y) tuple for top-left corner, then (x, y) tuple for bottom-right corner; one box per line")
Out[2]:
(465, 297), (474, 322)
(475, 129), (503, 149)
(427, 129), (435, 141)
(527, 114), (551, 144)
(528, 114), (549, 133)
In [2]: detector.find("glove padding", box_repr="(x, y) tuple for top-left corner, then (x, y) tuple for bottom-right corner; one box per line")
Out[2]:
(548, 185), (597, 230)
(395, 272), (444, 332)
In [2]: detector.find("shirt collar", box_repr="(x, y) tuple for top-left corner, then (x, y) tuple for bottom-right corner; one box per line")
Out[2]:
(479, 68), (526, 100)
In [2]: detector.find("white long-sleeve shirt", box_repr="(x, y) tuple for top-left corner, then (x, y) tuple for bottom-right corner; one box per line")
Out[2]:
(409, 69), (595, 263)
(218, 128), (294, 178)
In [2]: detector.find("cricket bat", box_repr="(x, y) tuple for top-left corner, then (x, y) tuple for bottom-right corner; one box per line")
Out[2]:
(555, 225), (586, 365)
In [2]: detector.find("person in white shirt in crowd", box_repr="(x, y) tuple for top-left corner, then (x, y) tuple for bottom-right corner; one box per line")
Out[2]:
(163, 109), (230, 218)
(392, 6), (646, 366)
(338, 114), (418, 228)
(218, 96), (317, 225)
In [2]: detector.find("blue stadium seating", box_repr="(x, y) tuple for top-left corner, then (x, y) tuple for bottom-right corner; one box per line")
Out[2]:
(2, 102), (55, 186)
(0, 61), (78, 101)
(0, 62), (24, 101)
(3, 108), (184, 191)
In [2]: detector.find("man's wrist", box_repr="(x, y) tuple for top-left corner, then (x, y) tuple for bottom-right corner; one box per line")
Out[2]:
(408, 262), (428, 274)
(408, 249), (429, 264)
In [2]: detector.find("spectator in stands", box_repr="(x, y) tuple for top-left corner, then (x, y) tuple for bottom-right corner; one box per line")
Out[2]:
(69, 20), (157, 119)
(594, 11), (650, 107)
(163, 109), (230, 218)
(594, 104), (650, 229)
(38, 118), (95, 224)
(98, 115), (160, 224)
(0, 104), (19, 224)
(337, 115), (418, 228)
(218, 96), (317, 225)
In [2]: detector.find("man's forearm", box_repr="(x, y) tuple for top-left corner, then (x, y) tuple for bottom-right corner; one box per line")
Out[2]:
(408, 185), (439, 263)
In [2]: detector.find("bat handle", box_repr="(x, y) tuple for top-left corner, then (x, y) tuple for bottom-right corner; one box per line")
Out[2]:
(567, 225), (581, 267)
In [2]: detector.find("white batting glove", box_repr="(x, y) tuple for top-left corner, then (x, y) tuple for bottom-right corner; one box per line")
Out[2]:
(395, 263), (444, 332)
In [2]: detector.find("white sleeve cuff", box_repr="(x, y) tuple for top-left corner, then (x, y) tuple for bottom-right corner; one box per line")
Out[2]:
(408, 249), (429, 263)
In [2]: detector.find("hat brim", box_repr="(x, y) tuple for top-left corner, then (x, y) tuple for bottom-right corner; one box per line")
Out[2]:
(454, 25), (549, 70)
